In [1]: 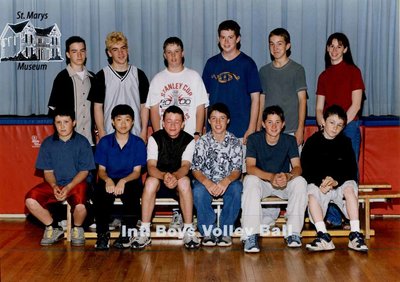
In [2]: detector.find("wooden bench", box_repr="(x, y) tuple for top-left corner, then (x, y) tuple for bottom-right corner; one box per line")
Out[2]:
(65, 183), (398, 240)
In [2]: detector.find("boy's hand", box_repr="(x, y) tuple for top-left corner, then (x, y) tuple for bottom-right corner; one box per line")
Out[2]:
(105, 178), (116, 194)
(114, 179), (126, 195)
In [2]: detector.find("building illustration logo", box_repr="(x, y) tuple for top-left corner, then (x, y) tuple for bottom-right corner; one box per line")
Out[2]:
(0, 20), (63, 62)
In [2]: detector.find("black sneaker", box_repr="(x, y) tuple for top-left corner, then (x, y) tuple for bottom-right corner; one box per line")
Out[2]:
(95, 232), (110, 250)
(113, 235), (130, 249)
(348, 231), (368, 252)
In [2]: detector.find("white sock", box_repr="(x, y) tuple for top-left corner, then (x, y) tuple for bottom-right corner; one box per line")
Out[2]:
(350, 220), (360, 232)
(183, 223), (194, 232)
(315, 221), (327, 233)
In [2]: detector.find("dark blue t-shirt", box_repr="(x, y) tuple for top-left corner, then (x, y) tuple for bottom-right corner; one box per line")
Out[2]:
(246, 130), (298, 173)
(202, 52), (262, 138)
(95, 133), (147, 179)
(36, 132), (95, 186)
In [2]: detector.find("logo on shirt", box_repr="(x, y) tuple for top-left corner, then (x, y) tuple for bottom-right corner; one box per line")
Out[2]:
(212, 72), (240, 84)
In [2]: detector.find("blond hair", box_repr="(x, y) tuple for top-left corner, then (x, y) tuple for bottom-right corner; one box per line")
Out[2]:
(105, 31), (128, 50)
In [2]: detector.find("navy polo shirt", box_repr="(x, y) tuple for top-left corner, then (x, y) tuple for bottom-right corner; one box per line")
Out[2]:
(95, 133), (147, 179)
(36, 132), (96, 186)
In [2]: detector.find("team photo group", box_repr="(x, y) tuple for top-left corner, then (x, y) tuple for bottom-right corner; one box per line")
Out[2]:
(24, 19), (368, 254)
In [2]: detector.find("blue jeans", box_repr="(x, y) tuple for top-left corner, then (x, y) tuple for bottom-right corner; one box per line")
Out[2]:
(343, 119), (361, 163)
(326, 120), (361, 226)
(192, 179), (242, 236)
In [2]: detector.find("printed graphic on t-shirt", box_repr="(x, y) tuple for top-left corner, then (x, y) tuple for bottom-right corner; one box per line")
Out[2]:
(211, 72), (240, 84)
(159, 82), (193, 121)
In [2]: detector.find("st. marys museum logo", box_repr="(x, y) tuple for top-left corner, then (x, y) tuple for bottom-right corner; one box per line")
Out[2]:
(0, 20), (63, 69)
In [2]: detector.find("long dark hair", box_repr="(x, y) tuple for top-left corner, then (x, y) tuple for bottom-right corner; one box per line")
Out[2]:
(324, 32), (356, 69)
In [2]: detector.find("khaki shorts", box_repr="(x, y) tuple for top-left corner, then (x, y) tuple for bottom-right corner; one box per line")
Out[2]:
(307, 180), (358, 223)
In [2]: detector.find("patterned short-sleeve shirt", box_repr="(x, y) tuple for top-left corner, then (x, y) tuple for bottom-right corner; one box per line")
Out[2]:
(191, 131), (242, 182)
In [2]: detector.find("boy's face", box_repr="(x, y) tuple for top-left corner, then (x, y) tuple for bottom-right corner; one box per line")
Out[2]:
(54, 115), (76, 140)
(107, 42), (128, 65)
(269, 35), (290, 60)
(112, 114), (134, 134)
(164, 43), (184, 69)
(218, 29), (240, 53)
(209, 110), (229, 136)
(262, 113), (285, 138)
(66, 42), (86, 68)
(163, 112), (184, 139)
(322, 114), (345, 140)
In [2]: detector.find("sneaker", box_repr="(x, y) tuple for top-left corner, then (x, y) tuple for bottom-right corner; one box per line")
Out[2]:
(348, 231), (368, 252)
(40, 226), (64, 246)
(244, 234), (260, 253)
(306, 232), (335, 251)
(58, 220), (67, 231)
(131, 233), (151, 249)
(95, 232), (110, 250)
(183, 230), (200, 249)
(71, 227), (85, 246)
(285, 234), (302, 248)
(217, 236), (232, 247)
(113, 235), (130, 249)
(202, 235), (217, 247)
(109, 218), (121, 231)
(169, 210), (183, 229)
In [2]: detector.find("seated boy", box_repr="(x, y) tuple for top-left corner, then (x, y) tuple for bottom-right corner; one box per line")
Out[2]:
(25, 108), (95, 246)
(241, 105), (307, 253)
(93, 104), (147, 250)
(192, 103), (243, 247)
(131, 105), (200, 249)
(301, 105), (368, 252)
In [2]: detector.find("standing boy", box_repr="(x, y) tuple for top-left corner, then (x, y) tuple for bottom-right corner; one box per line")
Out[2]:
(192, 103), (243, 247)
(301, 105), (368, 252)
(48, 36), (98, 145)
(241, 105), (307, 253)
(93, 104), (147, 250)
(202, 20), (261, 146)
(25, 108), (95, 246)
(258, 28), (307, 227)
(131, 106), (200, 250)
(89, 32), (149, 142)
(146, 36), (208, 139)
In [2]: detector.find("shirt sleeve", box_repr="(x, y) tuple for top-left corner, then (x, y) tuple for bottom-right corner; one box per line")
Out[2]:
(191, 138), (206, 170)
(182, 140), (195, 163)
(138, 68), (150, 104)
(88, 70), (106, 103)
(147, 136), (158, 161)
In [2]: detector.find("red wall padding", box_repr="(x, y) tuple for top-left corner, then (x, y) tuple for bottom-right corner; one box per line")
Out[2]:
(0, 125), (54, 214)
(362, 126), (400, 214)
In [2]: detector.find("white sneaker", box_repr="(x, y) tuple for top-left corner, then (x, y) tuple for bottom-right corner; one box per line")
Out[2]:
(169, 210), (183, 229)
(306, 232), (335, 251)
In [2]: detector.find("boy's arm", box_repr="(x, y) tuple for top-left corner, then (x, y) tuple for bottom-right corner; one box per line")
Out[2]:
(257, 94), (265, 131)
(140, 104), (149, 142)
(94, 102), (106, 139)
(246, 157), (275, 182)
(172, 160), (191, 180)
(149, 104), (161, 132)
(147, 159), (166, 180)
(243, 92), (260, 144)
(288, 157), (302, 180)
(295, 90), (307, 145)
(64, 170), (89, 194)
(195, 104), (206, 140)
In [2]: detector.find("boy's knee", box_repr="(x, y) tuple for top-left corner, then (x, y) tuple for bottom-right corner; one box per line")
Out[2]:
(25, 198), (39, 209)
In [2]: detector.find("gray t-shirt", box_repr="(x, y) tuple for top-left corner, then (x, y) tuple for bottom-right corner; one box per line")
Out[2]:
(259, 59), (307, 133)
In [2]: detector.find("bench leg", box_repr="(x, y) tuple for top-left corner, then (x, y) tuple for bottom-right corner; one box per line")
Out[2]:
(66, 203), (72, 241)
(364, 199), (371, 239)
